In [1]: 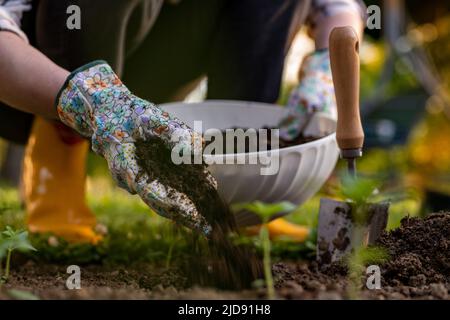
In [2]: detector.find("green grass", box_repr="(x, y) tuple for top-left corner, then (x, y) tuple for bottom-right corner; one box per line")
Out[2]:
(0, 185), (24, 231)
(0, 176), (315, 265)
(0, 176), (190, 265)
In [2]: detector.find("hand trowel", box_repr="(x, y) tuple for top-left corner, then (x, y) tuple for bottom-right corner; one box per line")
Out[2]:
(317, 26), (389, 266)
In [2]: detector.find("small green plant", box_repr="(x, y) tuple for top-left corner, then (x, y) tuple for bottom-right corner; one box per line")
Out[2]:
(232, 201), (296, 299)
(0, 226), (36, 284)
(339, 173), (380, 224)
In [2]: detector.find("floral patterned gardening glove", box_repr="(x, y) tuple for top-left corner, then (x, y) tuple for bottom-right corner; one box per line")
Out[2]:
(56, 61), (212, 235)
(279, 50), (337, 141)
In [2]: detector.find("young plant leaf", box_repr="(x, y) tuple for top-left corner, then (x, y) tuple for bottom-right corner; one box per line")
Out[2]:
(232, 201), (296, 223)
(2, 226), (15, 238)
(340, 174), (379, 205)
(2, 229), (37, 252)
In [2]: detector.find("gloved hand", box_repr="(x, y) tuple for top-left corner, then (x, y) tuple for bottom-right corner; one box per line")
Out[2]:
(279, 50), (337, 141)
(56, 61), (212, 235)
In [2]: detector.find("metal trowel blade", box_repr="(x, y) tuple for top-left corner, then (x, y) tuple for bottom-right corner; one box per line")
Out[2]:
(316, 198), (389, 266)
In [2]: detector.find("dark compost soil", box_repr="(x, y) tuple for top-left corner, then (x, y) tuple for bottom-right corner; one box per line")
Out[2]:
(377, 213), (449, 287)
(1, 213), (448, 300)
(274, 213), (449, 300)
(135, 138), (263, 290)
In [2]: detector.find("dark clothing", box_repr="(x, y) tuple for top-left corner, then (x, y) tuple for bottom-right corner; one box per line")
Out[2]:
(0, 0), (304, 144)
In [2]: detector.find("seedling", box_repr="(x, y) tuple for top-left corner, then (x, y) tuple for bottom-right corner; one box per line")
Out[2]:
(338, 173), (380, 224)
(0, 226), (36, 283)
(232, 201), (296, 299)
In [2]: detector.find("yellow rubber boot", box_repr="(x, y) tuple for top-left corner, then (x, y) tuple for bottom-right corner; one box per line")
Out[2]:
(246, 218), (310, 243)
(22, 117), (101, 244)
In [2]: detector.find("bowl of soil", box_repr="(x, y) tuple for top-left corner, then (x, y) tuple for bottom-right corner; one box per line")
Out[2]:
(161, 100), (339, 226)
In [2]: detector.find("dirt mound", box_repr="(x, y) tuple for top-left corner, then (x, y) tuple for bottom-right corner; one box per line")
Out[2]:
(273, 213), (450, 300)
(378, 213), (450, 287)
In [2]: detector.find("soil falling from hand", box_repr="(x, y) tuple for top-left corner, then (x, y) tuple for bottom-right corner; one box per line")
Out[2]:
(135, 138), (263, 290)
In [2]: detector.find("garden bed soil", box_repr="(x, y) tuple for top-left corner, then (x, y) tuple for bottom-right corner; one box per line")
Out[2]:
(1, 213), (448, 300)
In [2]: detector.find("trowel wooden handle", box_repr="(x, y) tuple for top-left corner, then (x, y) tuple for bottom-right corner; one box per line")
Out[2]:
(329, 26), (364, 151)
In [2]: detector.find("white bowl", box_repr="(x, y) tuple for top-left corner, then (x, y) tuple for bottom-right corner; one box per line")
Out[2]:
(161, 100), (339, 226)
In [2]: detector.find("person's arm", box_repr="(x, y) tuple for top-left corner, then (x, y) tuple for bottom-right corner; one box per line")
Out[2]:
(0, 1), (68, 118)
(279, 0), (365, 141)
(308, 0), (365, 49)
(0, 4), (213, 235)
(0, 31), (69, 119)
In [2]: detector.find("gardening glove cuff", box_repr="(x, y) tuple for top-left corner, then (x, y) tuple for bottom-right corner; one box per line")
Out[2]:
(279, 50), (337, 141)
(56, 61), (201, 157)
(56, 61), (126, 139)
